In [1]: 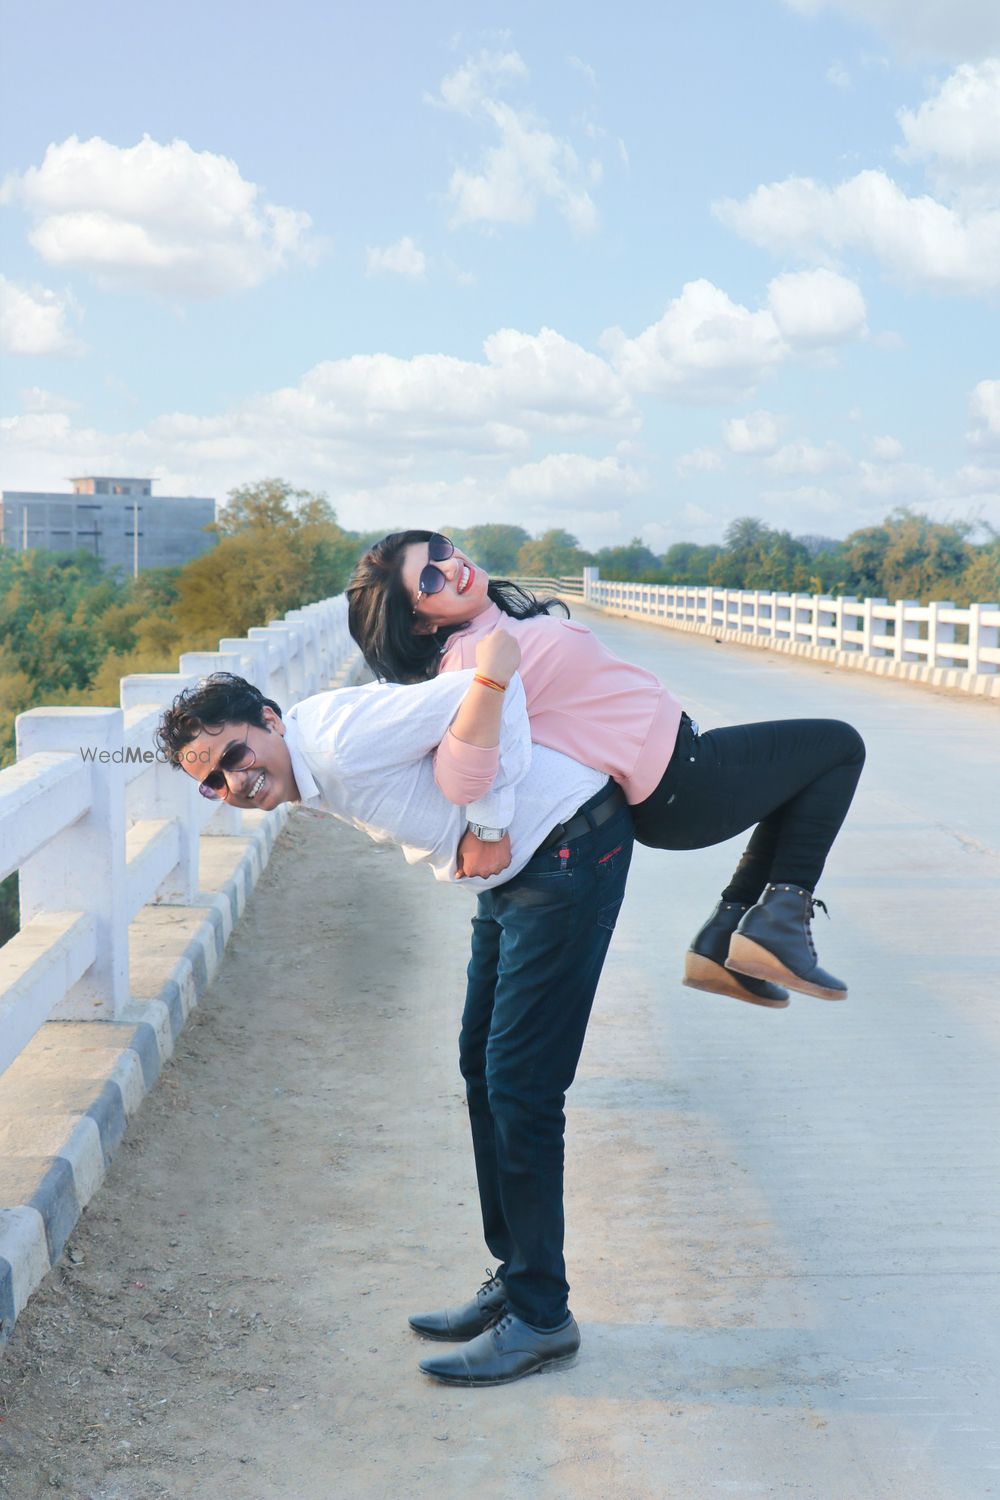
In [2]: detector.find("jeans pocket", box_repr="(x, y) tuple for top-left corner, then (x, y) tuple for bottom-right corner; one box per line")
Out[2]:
(598, 897), (623, 931)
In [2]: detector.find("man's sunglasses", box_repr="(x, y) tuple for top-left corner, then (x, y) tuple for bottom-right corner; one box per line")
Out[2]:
(199, 736), (256, 800)
(414, 534), (455, 606)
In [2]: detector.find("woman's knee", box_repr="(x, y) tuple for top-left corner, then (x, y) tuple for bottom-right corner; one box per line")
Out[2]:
(829, 720), (866, 767)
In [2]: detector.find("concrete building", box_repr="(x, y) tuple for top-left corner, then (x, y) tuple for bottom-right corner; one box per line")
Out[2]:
(0, 476), (217, 574)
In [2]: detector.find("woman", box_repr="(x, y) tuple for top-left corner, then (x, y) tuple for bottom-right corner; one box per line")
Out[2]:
(347, 530), (866, 1008)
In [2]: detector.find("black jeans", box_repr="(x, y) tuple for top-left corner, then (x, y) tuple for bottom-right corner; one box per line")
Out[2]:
(631, 715), (865, 902)
(459, 793), (634, 1331)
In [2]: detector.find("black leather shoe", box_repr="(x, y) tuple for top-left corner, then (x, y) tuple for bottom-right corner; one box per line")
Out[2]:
(419, 1311), (580, 1386)
(683, 900), (790, 1007)
(727, 884), (847, 1000)
(408, 1269), (507, 1342)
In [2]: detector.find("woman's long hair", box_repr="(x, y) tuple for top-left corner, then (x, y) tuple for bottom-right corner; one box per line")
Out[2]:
(347, 529), (567, 683)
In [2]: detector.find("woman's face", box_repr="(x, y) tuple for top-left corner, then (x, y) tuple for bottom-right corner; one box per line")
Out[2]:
(401, 539), (493, 631)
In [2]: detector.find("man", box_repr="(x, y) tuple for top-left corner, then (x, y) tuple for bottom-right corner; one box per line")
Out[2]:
(157, 632), (633, 1387)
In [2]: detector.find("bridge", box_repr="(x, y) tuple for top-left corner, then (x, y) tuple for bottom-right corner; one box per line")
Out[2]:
(0, 584), (998, 1497)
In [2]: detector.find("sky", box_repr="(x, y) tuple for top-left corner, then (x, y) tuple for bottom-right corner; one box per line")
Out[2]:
(1, 0), (1000, 551)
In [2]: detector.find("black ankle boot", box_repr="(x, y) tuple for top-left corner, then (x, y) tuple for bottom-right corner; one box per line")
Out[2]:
(683, 900), (789, 1008)
(726, 885), (847, 1000)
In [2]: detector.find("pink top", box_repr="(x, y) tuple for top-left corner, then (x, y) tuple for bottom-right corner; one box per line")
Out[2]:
(433, 602), (683, 806)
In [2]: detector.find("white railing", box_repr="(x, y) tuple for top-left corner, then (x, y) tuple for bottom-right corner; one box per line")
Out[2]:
(577, 570), (1000, 677)
(0, 594), (356, 1074)
(508, 574), (585, 598)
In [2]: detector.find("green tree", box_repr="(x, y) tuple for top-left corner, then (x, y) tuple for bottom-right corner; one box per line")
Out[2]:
(176, 480), (361, 640)
(659, 542), (722, 585)
(594, 537), (661, 580)
(708, 518), (812, 591)
(879, 509), (972, 601)
(515, 530), (593, 576)
(955, 534), (1000, 607)
(446, 524), (531, 575)
(212, 477), (338, 536)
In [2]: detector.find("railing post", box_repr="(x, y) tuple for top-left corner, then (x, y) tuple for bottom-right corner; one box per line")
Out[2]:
(925, 602), (954, 669)
(893, 600), (922, 662)
(120, 673), (201, 904)
(968, 602), (1000, 674)
(861, 598), (888, 656)
(16, 707), (128, 1020)
(285, 608), (321, 695)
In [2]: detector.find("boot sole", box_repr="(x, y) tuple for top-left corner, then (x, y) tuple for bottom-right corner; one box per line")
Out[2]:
(726, 935), (847, 1001)
(683, 952), (789, 1008)
(420, 1352), (579, 1386)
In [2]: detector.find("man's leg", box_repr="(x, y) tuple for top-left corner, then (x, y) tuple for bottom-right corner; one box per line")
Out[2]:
(419, 800), (634, 1383)
(458, 898), (515, 1271)
(482, 802), (634, 1330)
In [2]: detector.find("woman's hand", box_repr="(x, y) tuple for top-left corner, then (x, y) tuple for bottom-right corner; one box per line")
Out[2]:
(475, 628), (520, 686)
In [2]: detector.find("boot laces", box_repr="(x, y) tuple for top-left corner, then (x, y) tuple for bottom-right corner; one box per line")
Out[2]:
(803, 894), (828, 958)
(477, 1267), (503, 1299)
(486, 1309), (513, 1337)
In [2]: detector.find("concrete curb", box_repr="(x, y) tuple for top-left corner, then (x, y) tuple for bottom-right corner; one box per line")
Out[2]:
(0, 649), (367, 1348)
(588, 606), (1000, 702)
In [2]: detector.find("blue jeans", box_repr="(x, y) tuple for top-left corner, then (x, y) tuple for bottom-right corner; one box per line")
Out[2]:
(459, 793), (634, 1330)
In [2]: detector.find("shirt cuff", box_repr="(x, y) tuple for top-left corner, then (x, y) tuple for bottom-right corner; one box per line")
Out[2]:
(434, 729), (501, 803)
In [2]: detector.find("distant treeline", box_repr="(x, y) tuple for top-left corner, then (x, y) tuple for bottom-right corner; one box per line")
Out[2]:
(455, 513), (1000, 608)
(2, 482), (997, 942)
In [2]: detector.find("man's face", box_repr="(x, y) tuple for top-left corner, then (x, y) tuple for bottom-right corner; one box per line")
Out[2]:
(177, 707), (299, 810)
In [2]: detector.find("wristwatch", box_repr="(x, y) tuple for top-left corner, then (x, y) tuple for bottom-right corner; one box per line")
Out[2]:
(467, 823), (507, 843)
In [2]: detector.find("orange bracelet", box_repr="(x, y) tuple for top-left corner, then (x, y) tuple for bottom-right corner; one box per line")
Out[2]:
(474, 673), (507, 693)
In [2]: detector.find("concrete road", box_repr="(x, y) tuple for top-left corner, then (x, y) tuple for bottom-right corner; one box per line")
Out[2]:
(1, 612), (998, 1499)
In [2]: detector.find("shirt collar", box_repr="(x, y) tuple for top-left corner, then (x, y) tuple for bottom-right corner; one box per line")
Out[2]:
(283, 716), (321, 803)
(443, 601), (503, 653)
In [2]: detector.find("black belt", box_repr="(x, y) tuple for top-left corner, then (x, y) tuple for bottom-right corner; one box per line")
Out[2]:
(536, 781), (626, 855)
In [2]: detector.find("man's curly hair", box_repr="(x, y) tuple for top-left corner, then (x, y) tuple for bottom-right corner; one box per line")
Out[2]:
(155, 672), (283, 768)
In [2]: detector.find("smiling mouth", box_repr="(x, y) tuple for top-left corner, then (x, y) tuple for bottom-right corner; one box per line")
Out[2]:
(457, 563), (475, 595)
(246, 771), (265, 800)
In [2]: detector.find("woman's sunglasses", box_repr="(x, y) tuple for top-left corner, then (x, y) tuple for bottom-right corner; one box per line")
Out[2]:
(199, 735), (256, 800)
(414, 534), (455, 606)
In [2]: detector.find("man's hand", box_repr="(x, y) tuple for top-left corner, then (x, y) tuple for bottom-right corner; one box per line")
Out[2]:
(456, 829), (512, 879)
(475, 628), (520, 686)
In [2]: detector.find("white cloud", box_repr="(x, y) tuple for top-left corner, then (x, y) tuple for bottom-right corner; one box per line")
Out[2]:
(602, 281), (786, 403)
(505, 452), (644, 506)
(675, 447), (724, 477)
(431, 51), (600, 235)
(827, 62), (852, 89)
(857, 457), (940, 499)
(758, 482), (847, 524)
(1, 135), (318, 299)
(767, 268), (867, 344)
(18, 386), (81, 414)
(781, 0), (1000, 61)
(871, 433), (904, 459)
(723, 410), (784, 455)
(431, 49), (527, 115)
(0, 274), (81, 355)
(0, 326), (637, 502)
(715, 168), (1000, 295)
(897, 60), (1000, 204)
(968, 379), (1000, 449)
(603, 273), (868, 406)
(365, 236), (428, 279)
(567, 55), (598, 88)
(765, 439), (854, 476)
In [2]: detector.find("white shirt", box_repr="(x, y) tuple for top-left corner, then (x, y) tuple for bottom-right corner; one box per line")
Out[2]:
(283, 669), (607, 891)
